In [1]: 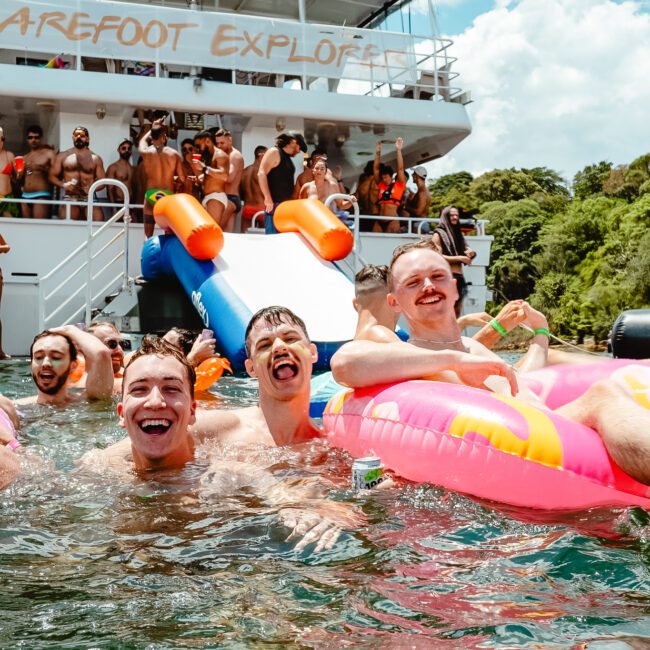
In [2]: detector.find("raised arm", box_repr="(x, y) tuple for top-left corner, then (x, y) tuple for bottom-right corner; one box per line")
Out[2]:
(138, 124), (152, 155)
(395, 137), (406, 184)
(53, 325), (114, 400)
(373, 141), (382, 183)
(258, 147), (280, 213)
(331, 339), (517, 394)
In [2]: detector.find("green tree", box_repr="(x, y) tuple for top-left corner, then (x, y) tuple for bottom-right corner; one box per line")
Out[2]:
(469, 169), (543, 204)
(429, 171), (473, 195)
(520, 167), (570, 197)
(572, 161), (612, 199)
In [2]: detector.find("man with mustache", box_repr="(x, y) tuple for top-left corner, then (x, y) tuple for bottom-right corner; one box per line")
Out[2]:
(18, 325), (114, 406)
(49, 126), (106, 221)
(331, 240), (650, 485)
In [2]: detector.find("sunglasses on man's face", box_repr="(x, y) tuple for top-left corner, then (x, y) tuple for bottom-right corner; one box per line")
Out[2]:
(27, 135), (41, 140)
(105, 338), (131, 351)
(119, 147), (132, 152)
(182, 146), (194, 153)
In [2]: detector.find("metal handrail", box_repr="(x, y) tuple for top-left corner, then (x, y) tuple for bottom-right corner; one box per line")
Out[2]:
(38, 180), (131, 330)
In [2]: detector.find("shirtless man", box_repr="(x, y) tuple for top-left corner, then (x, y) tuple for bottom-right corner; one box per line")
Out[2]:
(49, 127), (106, 221)
(332, 241), (650, 485)
(292, 148), (325, 199)
(192, 130), (229, 230)
(18, 325), (114, 406)
(215, 129), (244, 232)
(240, 145), (266, 226)
(81, 334), (361, 551)
(138, 119), (185, 237)
(0, 127), (17, 217)
(106, 140), (135, 209)
(19, 125), (56, 219)
(373, 138), (407, 233)
(299, 158), (356, 217)
(403, 166), (430, 223)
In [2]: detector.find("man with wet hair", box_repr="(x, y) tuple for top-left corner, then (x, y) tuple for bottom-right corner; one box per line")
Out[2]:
(82, 334), (362, 551)
(162, 327), (216, 368)
(258, 131), (307, 234)
(139, 118), (185, 237)
(352, 264), (401, 343)
(49, 126), (106, 221)
(18, 325), (114, 406)
(192, 130), (229, 230)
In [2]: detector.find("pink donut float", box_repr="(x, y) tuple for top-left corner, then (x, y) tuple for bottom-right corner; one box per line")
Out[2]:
(524, 359), (650, 408)
(324, 380), (650, 510)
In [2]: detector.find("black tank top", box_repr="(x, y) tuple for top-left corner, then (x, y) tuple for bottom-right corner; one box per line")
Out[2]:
(266, 147), (295, 203)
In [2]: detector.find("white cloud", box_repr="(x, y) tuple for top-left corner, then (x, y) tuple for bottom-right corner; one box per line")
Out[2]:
(428, 0), (650, 183)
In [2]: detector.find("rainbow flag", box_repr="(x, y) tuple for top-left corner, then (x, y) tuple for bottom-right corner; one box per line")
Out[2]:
(43, 55), (65, 69)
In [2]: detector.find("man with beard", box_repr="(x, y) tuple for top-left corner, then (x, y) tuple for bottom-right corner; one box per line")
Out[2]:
(80, 334), (363, 552)
(49, 126), (106, 221)
(138, 119), (185, 237)
(192, 130), (229, 230)
(19, 125), (56, 219)
(18, 325), (114, 406)
(106, 140), (135, 211)
(215, 129), (244, 232)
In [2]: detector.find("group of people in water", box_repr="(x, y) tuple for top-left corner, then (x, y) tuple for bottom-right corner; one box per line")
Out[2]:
(3, 235), (650, 552)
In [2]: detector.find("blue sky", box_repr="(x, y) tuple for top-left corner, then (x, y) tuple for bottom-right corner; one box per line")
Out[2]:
(410, 0), (650, 182)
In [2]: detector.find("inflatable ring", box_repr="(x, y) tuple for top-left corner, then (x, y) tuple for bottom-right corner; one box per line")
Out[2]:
(323, 380), (650, 510)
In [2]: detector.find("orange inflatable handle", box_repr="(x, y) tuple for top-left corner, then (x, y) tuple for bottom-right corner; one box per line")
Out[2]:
(274, 199), (353, 261)
(153, 193), (224, 260)
(194, 356), (233, 392)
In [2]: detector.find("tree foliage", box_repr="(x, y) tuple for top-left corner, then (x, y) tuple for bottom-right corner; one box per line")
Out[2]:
(572, 161), (612, 200)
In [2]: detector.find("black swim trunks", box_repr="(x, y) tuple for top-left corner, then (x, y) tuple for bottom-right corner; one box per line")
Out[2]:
(226, 194), (242, 213)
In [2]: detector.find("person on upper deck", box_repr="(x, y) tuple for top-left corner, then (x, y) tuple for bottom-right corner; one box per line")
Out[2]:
(49, 126), (106, 221)
(192, 130), (229, 231)
(258, 131), (307, 234)
(299, 158), (356, 222)
(215, 129), (244, 233)
(19, 125), (56, 219)
(373, 137), (407, 234)
(403, 166), (431, 225)
(0, 127), (18, 218)
(106, 140), (135, 211)
(240, 145), (267, 228)
(138, 119), (185, 237)
(431, 205), (476, 317)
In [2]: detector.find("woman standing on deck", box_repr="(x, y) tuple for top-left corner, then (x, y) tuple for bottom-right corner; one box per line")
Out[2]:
(431, 205), (476, 317)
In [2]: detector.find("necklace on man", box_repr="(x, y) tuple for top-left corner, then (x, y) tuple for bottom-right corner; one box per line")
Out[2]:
(410, 336), (463, 346)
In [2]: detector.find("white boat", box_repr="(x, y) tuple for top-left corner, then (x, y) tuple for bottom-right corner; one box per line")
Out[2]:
(0, 0), (491, 356)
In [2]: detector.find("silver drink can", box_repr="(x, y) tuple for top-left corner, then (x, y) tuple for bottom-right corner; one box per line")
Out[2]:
(352, 457), (384, 490)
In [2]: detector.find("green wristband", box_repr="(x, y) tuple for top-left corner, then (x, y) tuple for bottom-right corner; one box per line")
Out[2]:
(489, 318), (508, 337)
(533, 327), (550, 338)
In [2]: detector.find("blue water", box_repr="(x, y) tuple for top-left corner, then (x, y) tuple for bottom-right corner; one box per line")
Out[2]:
(2, 359), (650, 648)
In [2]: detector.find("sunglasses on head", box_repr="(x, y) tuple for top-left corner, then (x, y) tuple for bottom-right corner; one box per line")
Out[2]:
(105, 338), (131, 351)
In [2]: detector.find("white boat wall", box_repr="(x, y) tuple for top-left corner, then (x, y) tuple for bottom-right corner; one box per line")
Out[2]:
(0, 0), (487, 356)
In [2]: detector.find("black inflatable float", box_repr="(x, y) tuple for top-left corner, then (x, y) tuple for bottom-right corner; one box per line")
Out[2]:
(610, 309), (650, 359)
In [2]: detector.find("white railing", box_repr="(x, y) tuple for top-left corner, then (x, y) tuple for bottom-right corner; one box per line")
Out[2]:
(37, 179), (132, 331)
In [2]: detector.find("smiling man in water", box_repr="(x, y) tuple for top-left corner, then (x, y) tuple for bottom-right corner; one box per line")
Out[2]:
(332, 240), (650, 485)
(83, 333), (362, 551)
(19, 325), (114, 406)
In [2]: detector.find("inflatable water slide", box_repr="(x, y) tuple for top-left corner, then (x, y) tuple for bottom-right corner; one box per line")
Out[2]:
(140, 194), (357, 370)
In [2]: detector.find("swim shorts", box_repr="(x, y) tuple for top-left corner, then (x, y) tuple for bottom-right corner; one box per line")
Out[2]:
(226, 194), (242, 213)
(0, 193), (19, 217)
(202, 192), (228, 210)
(22, 190), (52, 200)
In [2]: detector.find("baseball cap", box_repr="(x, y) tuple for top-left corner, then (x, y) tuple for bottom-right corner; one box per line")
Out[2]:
(413, 166), (427, 179)
(287, 131), (308, 153)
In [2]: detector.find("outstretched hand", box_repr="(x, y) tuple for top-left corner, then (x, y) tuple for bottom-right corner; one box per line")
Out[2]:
(452, 353), (518, 396)
(281, 508), (342, 552)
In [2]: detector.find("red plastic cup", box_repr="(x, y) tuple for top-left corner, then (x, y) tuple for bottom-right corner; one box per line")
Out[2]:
(192, 153), (201, 164)
(14, 156), (24, 173)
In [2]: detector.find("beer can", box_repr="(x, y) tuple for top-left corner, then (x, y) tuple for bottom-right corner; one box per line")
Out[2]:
(352, 457), (384, 490)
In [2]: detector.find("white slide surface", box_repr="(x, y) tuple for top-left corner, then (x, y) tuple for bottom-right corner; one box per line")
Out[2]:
(218, 232), (357, 342)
